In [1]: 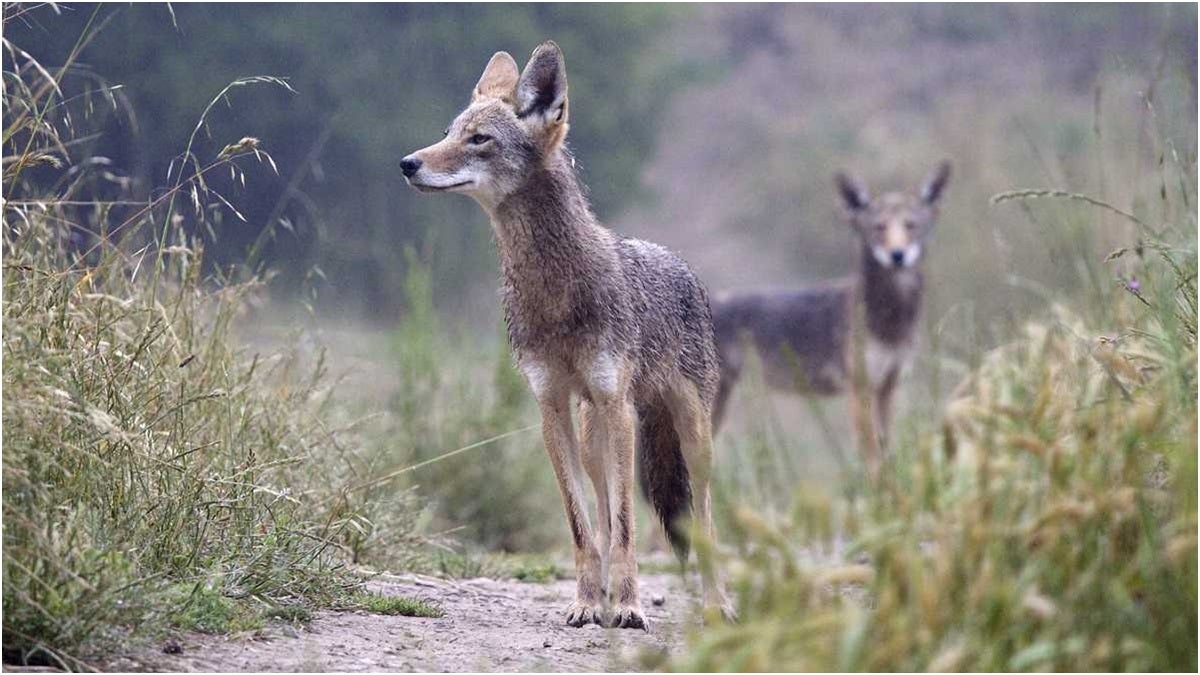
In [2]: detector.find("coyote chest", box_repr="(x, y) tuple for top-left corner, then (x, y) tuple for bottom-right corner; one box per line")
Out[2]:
(500, 234), (716, 406)
(864, 334), (915, 388)
(518, 349), (624, 403)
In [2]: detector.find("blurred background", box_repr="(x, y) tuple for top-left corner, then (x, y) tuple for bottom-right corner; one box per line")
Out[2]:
(6, 0), (1196, 553)
(13, 3), (1195, 322)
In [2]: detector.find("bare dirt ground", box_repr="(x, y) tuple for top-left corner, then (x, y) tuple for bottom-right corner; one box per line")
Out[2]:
(106, 572), (695, 672)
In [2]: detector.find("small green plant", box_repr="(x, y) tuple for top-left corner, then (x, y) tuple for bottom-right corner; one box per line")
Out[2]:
(263, 605), (314, 624)
(425, 550), (501, 579)
(507, 558), (564, 584)
(166, 585), (264, 635)
(353, 592), (444, 618)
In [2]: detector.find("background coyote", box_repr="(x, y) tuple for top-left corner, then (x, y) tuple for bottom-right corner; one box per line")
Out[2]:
(400, 41), (732, 629)
(711, 163), (951, 470)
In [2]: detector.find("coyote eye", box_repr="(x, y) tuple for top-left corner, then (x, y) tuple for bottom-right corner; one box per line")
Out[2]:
(904, 220), (917, 231)
(467, 133), (493, 146)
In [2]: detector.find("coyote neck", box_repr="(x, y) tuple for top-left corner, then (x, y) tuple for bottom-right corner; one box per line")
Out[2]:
(858, 244), (922, 346)
(487, 153), (618, 355)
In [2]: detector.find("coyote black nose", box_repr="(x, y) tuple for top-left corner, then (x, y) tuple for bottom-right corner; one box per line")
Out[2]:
(891, 250), (905, 266)
(400, 156), (422, 178)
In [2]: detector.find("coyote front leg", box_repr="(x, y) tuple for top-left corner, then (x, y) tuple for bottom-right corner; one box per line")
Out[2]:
(536, 389), (604, 626)
(874, 367), (900, 453)
(598, 393), (646, 630)
(849, 383), (882, 476)
(579, 400), (611, 594)
(847, 301), (883, 476)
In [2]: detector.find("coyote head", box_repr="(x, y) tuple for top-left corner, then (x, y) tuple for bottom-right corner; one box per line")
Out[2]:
(399, 41), (570, 209)
(835, 162), (951, 269)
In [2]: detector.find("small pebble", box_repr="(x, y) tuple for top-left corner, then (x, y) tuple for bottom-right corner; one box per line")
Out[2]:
(651, 594), (666, 606)
(161, 639), (183, 655)
(543, 640), (552, 648)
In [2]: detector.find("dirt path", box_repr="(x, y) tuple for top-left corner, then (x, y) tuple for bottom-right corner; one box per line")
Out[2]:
(113, 572), (695, 672)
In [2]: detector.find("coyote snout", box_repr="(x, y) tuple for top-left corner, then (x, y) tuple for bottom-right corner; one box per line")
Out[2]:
(398, 156), (421, 178)
(398, 145), (479, 194)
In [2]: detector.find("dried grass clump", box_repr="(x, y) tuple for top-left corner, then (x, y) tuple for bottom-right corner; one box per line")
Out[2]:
(669, 288), (1195, 671)
(664, 118), (1197, 674)
(1, 21), (423, 669)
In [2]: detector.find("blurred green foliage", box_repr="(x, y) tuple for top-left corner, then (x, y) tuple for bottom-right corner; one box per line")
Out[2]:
(5, 3), (693, 318)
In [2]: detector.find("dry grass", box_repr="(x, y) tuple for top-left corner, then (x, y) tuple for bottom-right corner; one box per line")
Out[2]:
(1, 24), (427, 669)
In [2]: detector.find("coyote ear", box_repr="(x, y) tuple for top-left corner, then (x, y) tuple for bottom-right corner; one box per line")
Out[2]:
(517, 41), (568, 142)
(473, 51), (519, 104)
(835, 172), (870, 211)
(919, 160), (951, 204)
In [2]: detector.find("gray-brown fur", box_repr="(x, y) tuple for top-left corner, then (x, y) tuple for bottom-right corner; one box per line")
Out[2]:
(494, 161), (717, 408)
(712, 163), (950, 470)
(401, 41), (732, 629)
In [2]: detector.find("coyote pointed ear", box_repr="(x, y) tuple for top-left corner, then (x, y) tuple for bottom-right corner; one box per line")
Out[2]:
(835, 171), (870, 212)
(919, 161), (952, 204)
(473, 51), (519, 104)
(517, 41), (568, 147)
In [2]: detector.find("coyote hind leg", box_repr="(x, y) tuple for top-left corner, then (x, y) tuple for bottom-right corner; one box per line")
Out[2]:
(711, 369), (738, 435)
(711, 335), (745, 435)
(666, 377), (736, 622)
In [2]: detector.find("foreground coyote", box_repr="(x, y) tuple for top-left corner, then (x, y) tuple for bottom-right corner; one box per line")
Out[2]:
(400, 41), (731, 628)
(711, 163), (951, 471)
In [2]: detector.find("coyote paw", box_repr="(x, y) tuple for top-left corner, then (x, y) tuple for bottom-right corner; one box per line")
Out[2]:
(608, 605), (649, 631)
(565, 601), (603, 627)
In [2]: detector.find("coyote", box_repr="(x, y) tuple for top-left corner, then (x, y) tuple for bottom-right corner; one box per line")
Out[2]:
(400, 41), (731, 629)
(711, 163), (951, 471)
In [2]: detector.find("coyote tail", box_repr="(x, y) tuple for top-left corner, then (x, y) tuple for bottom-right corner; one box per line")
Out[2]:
(636, 399), (692, 563)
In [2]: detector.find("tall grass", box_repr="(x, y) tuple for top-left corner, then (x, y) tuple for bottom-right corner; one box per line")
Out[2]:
(1, 21), (425, 668)
(660, 99), (1197, 671)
